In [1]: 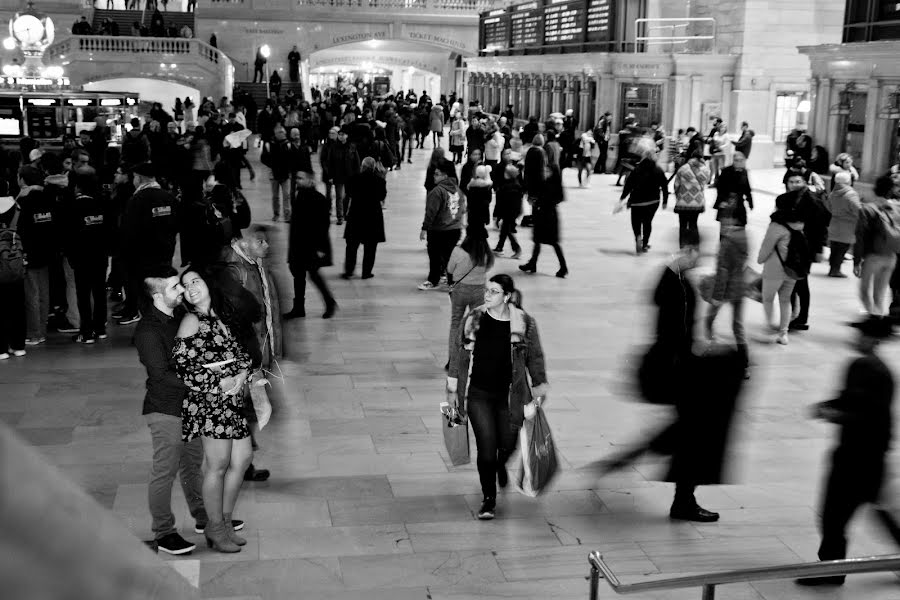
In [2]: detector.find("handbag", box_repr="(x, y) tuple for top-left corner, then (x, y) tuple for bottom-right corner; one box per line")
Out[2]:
(447, 263), (477, 296)
(514, 404), (558, 496)
(440, 402), (470, 466)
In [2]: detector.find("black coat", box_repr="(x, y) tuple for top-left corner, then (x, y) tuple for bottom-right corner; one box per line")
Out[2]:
(532, 170), (563, 245)
(289, 186), (331, 268)
(344, 172), (386, 244)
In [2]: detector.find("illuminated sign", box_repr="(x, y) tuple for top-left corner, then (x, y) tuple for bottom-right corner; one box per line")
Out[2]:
(0, 117), (21, 136)
(27, 98), (58, 106)
(3, 76), (69, 86)
(66, 98), (93, 106)
(125, 97), (136, 106)
(100, 98), (121, 106)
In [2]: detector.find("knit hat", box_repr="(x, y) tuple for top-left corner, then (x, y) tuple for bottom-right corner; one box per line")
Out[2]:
(28, 149), (42, 162)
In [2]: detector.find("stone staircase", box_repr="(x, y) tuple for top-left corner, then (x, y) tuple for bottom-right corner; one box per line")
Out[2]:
(234, 81), (305, 106)
(91, 8), (196, 36)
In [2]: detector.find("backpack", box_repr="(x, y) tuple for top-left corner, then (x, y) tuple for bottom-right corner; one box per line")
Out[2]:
(874, 204), (900, 254)
(775, 228), (810, 280)
(0, 207), (25, 283)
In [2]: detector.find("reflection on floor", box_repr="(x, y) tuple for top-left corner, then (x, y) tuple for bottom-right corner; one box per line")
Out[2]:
(3, 147), (900, 599)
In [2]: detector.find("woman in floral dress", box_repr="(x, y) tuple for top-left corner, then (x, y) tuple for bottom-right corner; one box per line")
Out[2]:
(174, 269), (252, 553)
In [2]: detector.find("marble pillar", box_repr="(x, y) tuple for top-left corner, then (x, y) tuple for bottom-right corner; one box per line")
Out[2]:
(861, 78), (881, 180)
(565, 75), (576, 112)
(541, 76), (552, 121)
(689, 74), (703, 129)
(721, 75), (734, 128)
(579, 77), (592, 130)
(552, 76), (563, 114)
(467, 73), (476, 105)
(500, 75), (510, 112)
(671, 74), (688, 133)
(814, 78), (832, 142)
(528, 74), (539, 119)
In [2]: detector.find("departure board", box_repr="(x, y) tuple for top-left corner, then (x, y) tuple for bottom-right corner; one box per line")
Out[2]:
(510, 1), (542, 47)
(585, 0), (612, 42)
(542, 0), (585, 45)
(481, 9), (510, 51)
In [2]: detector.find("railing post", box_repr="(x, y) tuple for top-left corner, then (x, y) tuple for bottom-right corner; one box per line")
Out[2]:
(701, 584), (715, 600)
(589, 564), (600, 600)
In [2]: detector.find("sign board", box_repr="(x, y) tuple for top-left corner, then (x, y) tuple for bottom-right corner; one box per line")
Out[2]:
(479, 0), (616, 52)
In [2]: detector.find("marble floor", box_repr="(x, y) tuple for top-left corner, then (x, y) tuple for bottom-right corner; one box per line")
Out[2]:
(3, 145), (900, 600)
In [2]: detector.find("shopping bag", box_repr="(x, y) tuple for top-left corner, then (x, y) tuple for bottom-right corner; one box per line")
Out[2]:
(249, 376), (272, 430)
(515, 404), (559, 497)
(698, 273), (715, 303)
(441, 402), (470, 466)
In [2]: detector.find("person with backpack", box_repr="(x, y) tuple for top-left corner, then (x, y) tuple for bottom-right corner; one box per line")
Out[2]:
(757, 200), (807, 345)
(0, 180), (26, 359)
(854, 175), (900, 317)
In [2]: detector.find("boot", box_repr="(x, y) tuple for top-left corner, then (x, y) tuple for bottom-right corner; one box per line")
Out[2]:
(204, 519), (241, 553)
(635, 236), (643, 255)
(223, 512), (247, 546)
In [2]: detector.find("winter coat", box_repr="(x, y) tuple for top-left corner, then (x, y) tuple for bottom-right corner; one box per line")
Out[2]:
(429, 106), (444, 133)
(854, 199), (900, 262)
(288, 186), (331, 268)
(533, 170), (563, 245)
(345, 172), (386, 244)
(422, 178), (465, 232)
(495, 177), (524, 221)
(621, 158), (669, 208)
(448, 304), (549, 428)
(713, 166), (753, 226)
(825, 184), (861, 245)
(465, 177), (492, 226)
(323, 141), (360, 184)
(262, 138), (292, 181)
(123, 183), (178, 270)
(734, 129), (754, 158)
(17, 186), (56, 269)
(64, 193), (112, 265)
(757, 219), (802, 280)
(673, 159), (709, 213)
(711, 226), (748, 303)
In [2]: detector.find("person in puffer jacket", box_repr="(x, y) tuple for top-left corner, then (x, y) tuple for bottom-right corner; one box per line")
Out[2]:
(418, 159), (466, 290)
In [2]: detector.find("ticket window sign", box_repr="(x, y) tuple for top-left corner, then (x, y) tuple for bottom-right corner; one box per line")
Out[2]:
(0, 99), (23, 137)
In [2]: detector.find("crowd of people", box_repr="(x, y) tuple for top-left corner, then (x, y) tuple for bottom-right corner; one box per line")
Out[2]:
(72, 9), (195, 38)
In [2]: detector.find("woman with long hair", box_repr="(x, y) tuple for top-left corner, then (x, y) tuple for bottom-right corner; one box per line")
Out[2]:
(459, 147), (483, 194)
(447, 274), (549, 520)
(446, 224), (494, 369)
(174, 268), (253, 553)
(519, 163), (568, 278)
(343, 157), (387, 279)
(424, 147), (451, 192)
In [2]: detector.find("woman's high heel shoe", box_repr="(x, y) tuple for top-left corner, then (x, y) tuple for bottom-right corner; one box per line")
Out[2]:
(223, 512), (247, 546)
(204, 520), (241, 553)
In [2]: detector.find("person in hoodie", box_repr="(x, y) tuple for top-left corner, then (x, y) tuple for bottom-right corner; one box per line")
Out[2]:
(465, 165), (493, 227)
(65, 168), (111, 344)
(284, 168), (337, 319)
(418, 159), (466, 291)
(757, 199), (805, 345)
(17, 165), (55, 346)
(493, 163), (523, 258)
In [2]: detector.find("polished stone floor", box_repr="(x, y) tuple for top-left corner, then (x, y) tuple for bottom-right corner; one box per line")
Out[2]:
(3, 144), (900, 599)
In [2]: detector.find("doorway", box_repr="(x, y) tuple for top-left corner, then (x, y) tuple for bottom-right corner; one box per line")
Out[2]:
(620, 83), (661, 128)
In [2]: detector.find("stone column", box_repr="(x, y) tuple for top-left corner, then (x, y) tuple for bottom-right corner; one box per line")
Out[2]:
(861, 78), (882, 181)
(528, 74), (540, 119)
(551, 76), (564, 114)
(579, 76), (592, 130)
(807, 77), (820, 140)
(721, 75), (734, 128)
(671, 74), (688, 133)
(516, 74), (527, 118)
(540, 75), (552, 121)
(467, 72), (476, 105)
(491, 73), (501, 112)
(689, 74), (703, 129)
(510, 74), (520, 118)
(486, 74), (495, 112)
(593, 74), (603, 123)
(565, 75), (577, 112)
(499, 75), (510, 112)
(814, 77), (831, 141)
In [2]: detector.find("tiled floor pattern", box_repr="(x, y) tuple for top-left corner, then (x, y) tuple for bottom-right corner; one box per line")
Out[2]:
(3, 146), (900, 599)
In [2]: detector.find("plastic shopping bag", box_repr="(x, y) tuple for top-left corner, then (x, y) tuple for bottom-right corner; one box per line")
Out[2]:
(441, 402), (470, 466)
(515, 404), (559, 496)
(250, 375), (272, 430)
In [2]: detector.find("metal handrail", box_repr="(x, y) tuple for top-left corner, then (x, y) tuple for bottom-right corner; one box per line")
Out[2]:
(633, 17), (716, 53)
(589, 551), (900, 600)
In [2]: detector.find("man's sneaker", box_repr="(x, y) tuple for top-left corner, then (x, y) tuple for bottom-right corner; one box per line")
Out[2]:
(0, 353), (8, 360)
(156, 532), (196, 555)
(118, 313), (141, 325)
(25, 338), (46, 346)
(96, 330), (108, 340)
(417, 281), (436, 291)
(195, 519), (244, 534)
(12, 349), (26, 357)
(73, 334), (95, 345)
(477, 497), (496, 520)
(57, 320), (79, 333)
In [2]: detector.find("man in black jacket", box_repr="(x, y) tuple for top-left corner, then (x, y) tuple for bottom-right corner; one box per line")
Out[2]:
(262, 124), (292, 222)
(18, 165), (55, 345)
(712, 152), (753, 227)
(136, 269), (214, 555)
(117, 162), (178, 324)
(284, 169), (336, 319)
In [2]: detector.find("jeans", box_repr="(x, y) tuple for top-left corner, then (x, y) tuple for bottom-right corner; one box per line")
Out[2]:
(74, 256), (108, 337)
(859, 254), (897, 316)
(677, 212), (700, 248)
(630, 204), (658, 245)
(146, 413), (207, 539)
(0, 279), (26, 352)
(705, 297), (747, 352)
(271, 176), (291, 220)
(25, 266), (50, 340)
(253, 66), (264, 83)
(496, 217), (520, 253)
(829, 241), (850, 275)
(577, 157), (593, 185)
(467, 386), (519, 500)
(448, 283), (483, 369)
(762, 276), (797, 334)
(344, 240), (377, 277)
(402, 135), (413, 161)
(426, 229), (462, 285)
(325, 181), (346, 220)
(63, 256), (80, 329)
(289, 261), (334, 310)
(790, 277), (811, 324)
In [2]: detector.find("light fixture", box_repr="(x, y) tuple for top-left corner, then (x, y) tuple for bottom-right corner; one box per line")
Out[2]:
(879, 86), (900, 120)
(2, 37), (15, 50)
(260, 44), (271, 59)
(41, 65), (62, 78)
(831, 82), (856, 116)
(365, 39), (381, 49)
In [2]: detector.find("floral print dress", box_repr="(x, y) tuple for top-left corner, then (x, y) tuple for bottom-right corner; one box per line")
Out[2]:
(174, 313), (252, 442)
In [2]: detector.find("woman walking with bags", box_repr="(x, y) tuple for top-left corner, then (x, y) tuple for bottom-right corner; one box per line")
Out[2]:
(673, 149), (710, 248)
(446, 224), (494, 370)
(447, 274), (549, 520)
(175, 269), (253, 553)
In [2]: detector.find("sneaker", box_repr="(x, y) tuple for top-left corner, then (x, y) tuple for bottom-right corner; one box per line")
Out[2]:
(73, 334), (95, 345)
(25, 338), (46, 346)
(510, 251), (521, 260)
(195, 519), (244, 534)
(96, 331), (108, 340)
(477, 497), (496, 520)
(57, 319), (79, 333)
(12, 349), (26, 357)
(118, 313), (141, 325)
(156, 532), (196, 555)
(776, 332), (789, 345)
(0, 353), (9, 360)
(417, 281), (436, 290)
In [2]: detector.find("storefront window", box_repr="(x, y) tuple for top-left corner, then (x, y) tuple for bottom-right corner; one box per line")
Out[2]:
(774, 93), (800, 143)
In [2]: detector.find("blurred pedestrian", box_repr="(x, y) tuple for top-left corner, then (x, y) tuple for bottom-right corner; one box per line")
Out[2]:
(824, 171), (860, 278)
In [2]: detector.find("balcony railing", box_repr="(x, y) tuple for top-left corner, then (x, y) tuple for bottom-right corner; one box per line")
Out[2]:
(206, 0), (496, 10)
(47, 35), (228, 69)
